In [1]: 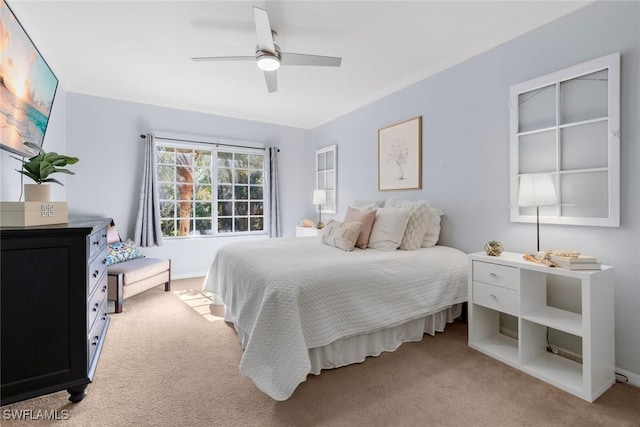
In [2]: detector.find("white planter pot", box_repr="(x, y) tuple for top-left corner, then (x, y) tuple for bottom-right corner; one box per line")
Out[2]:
(24, 184), (51, 202)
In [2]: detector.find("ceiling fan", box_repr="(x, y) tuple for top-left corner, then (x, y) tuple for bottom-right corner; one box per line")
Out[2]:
(191, 6), (342, 93)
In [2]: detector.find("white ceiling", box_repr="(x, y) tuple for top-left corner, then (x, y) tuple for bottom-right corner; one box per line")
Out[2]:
(9, 0), (589, 129)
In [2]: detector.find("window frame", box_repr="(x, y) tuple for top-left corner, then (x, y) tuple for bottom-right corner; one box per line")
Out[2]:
(156, 140), (268, 239)
(509, 52), (620, 227)
(315, 144), (337, 214)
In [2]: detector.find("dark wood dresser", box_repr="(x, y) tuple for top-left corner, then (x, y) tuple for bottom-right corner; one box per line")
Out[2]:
(1, 218), (111, 405)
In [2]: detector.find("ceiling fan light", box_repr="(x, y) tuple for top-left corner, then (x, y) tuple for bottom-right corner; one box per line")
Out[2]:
(257, 54), (280, 71)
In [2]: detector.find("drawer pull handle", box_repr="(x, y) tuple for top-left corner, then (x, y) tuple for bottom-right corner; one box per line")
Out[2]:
(102, 233), (107, 238)
(489, 273), (497, 278)
(92, 303), (99, 311)
(490, 294), (497, 300)
(92, 270), (99, 278)
(102, 285), (107, 292)
(92, 336), (99, 345)
(93, 241), (99, 246)
(102, 258), (107, 265)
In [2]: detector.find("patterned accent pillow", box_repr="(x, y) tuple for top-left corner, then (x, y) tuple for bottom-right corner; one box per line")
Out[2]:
(321, 220), (362, 252)
(106, 239), (145, 265)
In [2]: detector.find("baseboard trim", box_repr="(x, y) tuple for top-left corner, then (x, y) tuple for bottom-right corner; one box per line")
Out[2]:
(615, 367), (640, 389)
(172, 272), (207, 280)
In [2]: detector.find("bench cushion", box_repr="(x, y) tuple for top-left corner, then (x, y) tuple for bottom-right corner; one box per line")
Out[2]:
(107, 258), (170, 285)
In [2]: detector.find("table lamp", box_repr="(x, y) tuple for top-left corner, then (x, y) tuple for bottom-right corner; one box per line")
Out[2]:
(313, 189), (326, 229)
(518, 173), (557, 252)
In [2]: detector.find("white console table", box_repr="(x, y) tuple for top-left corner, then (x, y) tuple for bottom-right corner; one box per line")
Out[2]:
(468, 252), (614, 402)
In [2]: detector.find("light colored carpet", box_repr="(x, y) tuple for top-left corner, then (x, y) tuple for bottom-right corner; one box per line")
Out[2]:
(2, 277), (639, 426)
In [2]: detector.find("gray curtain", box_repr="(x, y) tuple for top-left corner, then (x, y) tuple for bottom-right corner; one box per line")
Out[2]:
(268, 147), (281, 237)
(134, 133), (163, 247)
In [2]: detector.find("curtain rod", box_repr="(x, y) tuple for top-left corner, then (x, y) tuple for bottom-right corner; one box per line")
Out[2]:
(139, 134), (279, 152)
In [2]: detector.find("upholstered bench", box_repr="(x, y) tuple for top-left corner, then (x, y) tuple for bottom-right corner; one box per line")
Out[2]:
(107, 258), (171, 313)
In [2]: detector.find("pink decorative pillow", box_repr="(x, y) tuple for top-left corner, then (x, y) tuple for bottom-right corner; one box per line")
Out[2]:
(344, 206), (377, 249)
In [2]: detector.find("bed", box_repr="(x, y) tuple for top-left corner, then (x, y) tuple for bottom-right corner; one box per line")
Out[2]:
(203, 234), (468, 401)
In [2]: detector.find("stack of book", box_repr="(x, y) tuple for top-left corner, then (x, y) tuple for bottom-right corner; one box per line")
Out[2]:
(548, 254), (601, 270)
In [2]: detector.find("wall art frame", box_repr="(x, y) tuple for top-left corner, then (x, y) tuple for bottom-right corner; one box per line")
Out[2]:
(378, 116), (422, 191)
(0, 0), (59, 157)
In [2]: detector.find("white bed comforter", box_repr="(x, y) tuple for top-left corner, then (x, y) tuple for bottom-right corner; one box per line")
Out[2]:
(203, 237), (468, 400)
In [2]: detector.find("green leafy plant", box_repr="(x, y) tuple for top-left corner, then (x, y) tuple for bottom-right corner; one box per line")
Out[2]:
(13, 141), (79, 186)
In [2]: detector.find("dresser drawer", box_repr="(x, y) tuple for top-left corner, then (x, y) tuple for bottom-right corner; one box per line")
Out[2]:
(473, 281), (519, 315)
(88, 225), (108, 260)
(88, 249), (108, 296)
(473, 261), (519, 290)
(88, 275), (108, 331)
(88, 298), (109, 367)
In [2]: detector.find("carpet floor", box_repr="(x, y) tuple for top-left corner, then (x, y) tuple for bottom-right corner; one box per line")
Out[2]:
(2, 277), (639, 427)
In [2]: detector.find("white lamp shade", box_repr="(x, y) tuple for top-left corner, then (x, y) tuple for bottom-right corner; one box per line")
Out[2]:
(313, 189), (326, 205)
(518, 173), (557, 207)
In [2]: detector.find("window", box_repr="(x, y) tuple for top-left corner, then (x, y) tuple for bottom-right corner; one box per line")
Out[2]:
(316, 145), (337, 214)
(156, 142), (266, 238)
(510, 52), (620, 227)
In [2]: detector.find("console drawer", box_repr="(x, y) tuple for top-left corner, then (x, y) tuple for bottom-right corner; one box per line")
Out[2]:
(473, 261), (519, 290)
(473, 281), (519, 315)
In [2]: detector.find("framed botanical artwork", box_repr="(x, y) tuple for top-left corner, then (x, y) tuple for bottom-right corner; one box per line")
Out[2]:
(378, 116), (422, 191)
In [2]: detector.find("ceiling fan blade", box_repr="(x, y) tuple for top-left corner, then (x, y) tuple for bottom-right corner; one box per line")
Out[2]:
(280, 52), (342, 67)
(253, 7), (275, 53)
(263, 70), (278, 93)
(191, 56), (255, 62)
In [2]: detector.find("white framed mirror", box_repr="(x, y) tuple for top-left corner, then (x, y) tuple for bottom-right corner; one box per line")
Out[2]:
(316, 145), (337, 214)
(510, 52), (620, 227)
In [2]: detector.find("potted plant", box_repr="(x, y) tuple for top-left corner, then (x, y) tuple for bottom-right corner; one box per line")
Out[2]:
(12, 141), (79, 201)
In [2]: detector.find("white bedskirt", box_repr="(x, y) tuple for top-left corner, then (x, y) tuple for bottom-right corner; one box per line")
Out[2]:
(219, 301), (462, 376)
(307, 304), (462, 374)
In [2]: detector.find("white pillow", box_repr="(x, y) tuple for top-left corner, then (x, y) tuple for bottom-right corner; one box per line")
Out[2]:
(422, 207), (443, 248)
(385, 198), (443, 248)
(367, 208), (410, 251)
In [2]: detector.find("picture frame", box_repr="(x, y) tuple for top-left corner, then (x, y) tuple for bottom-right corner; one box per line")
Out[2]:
(378, 116), (422, 191)
(0, 0), (59, 157)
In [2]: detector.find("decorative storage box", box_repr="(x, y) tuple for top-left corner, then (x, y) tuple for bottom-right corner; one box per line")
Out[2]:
(0, 202), (68, 227)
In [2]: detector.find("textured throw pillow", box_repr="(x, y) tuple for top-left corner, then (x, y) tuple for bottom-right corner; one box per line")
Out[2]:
(384, 199), (429, 250)
(385, 198), (444, 249)
(343, 207), (377, 249)
(422, 207), (443, 248)
(367, 208), (410, 251)
(106, 239), (145, 265)
(321, 220), (362, 252)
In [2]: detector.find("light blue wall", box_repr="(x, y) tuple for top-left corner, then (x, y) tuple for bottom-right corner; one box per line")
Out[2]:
(311, 1), (639, 380)
(64, 93), (312, 276)
(1, 0), (637, 383)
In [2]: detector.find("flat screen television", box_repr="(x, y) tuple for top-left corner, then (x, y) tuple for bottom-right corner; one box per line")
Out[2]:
(0, 0), (58, 157)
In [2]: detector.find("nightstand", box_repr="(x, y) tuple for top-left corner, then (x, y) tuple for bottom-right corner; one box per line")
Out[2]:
(296, 226), (319, 237)
(467, 252), (614, 402)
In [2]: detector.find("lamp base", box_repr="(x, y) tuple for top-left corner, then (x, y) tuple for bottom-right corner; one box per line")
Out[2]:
(316, 221), (324, 230)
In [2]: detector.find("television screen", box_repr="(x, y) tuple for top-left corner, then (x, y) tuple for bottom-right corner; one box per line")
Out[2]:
(0, 0), (58, 157)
